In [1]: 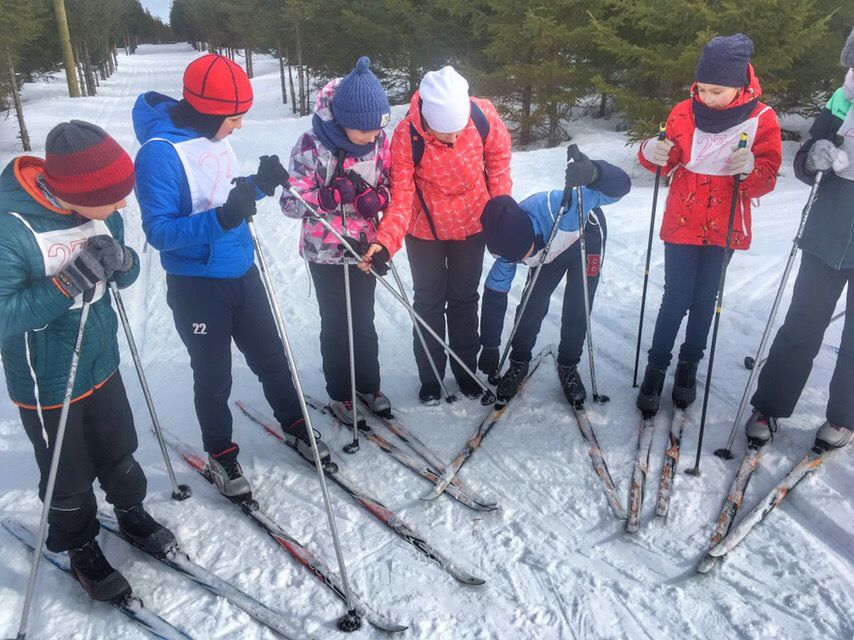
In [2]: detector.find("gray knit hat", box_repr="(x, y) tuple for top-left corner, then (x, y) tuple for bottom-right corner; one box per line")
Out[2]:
(842, 28), (854, 67)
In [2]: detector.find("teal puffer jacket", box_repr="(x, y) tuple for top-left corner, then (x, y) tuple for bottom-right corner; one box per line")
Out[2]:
(0, 157), (139, 408)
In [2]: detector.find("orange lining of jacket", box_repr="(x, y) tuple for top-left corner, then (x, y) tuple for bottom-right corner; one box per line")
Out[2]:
(14, 371), (116, 411)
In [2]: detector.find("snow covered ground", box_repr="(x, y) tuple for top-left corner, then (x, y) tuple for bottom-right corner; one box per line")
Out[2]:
(0, 44), (850, 640)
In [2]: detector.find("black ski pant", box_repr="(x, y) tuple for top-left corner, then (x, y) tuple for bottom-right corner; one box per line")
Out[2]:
(166, 265), (303, 454)
(19, 373), (146, 552)
(752, 251), (853, 427)
(405, 233), (485, 387)
(308, 262), (380, 401)
(510, 213), (607, 367)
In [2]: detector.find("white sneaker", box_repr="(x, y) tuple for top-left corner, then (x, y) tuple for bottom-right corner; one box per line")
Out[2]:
(357, 391), (392, 417)
(815, 422), (851, 450)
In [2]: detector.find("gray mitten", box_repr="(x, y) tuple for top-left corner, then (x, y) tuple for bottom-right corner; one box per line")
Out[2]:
(806, 139), (841, 174)
(54, 235), (129, 298)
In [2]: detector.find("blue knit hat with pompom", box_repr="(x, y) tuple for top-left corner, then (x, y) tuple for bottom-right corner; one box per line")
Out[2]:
(333, 56), (390, 131)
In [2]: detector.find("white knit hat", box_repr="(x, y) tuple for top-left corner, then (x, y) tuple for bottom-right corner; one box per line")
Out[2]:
(419, 66), (471, 134)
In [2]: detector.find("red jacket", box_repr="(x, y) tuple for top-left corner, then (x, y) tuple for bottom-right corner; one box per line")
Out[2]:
(638, 66), (782, 250)
(376, 92), (512, 255)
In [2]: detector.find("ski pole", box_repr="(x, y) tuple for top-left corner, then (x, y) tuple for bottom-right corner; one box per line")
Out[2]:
(247, 215), (361, 632)
(110, 281), (192, 501)
(715, 171), (824, 460)
(341, 265), (360, 454)
(336, 151), (360, 454)
(283, 177), (496, 406)
(577, 176), (609, 405)
(744, 309), (843, 370)
(12, 288), (95, 640)
(491, 145), (574, 386)
(686, 132), (749, 476)
(632, 123), (667, 388)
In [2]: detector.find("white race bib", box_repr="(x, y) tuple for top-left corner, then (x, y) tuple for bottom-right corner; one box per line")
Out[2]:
(685, 107), (769, 176)
(7, 213), (110, 309)
(146, 136), (239, 213)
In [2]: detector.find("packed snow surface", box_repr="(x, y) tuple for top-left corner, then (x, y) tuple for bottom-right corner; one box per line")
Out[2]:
(0, 44), (850, 640)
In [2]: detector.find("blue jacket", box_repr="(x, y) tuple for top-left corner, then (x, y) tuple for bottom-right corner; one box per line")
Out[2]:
(133, 92), (259, 278)
(481, 160), (630, 348)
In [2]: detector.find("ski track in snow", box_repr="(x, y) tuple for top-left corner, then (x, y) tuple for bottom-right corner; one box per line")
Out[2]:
(0, 44), (851, 640)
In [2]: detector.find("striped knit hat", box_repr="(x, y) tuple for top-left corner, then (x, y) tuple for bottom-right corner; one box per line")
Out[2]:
(43, 120), (135, 207)
(183, 54), (254, 116)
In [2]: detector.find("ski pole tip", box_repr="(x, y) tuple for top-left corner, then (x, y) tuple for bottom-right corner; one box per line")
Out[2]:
(593, 394), (611, 405)
(171, 484), (193, 501)
(480, 390), (496, 406)
(336, 610), (362, 632)
(714, 447), (735, 460)
(684, 467), (701, 477)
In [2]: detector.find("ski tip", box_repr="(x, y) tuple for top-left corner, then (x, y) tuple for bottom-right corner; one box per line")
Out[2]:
(695, 554), (718, 574)
(366, 617), (409, 633)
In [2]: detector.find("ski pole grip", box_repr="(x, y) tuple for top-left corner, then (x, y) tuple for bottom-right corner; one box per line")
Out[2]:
(279, 167), (291, 185)
(567, 143), (581, 163)
(737, 132), (749, 148)
(657, 123), (666, 140)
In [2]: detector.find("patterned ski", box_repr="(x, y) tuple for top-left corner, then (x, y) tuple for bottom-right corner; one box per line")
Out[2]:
(3, 519), (194, 640)
(626, 415), (657, 533)
(237, 401), (485, 586)
(656, 409), (687, 518)
(422, 349), (550, 501)
(708, 445), (843, 560)
(696, 446), (762, 574)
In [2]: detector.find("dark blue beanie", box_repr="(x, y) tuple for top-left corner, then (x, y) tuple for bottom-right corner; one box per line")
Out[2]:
(481, 195), (535, 262)
(333, 56), (390, 131)
(695, 34), (753, 88)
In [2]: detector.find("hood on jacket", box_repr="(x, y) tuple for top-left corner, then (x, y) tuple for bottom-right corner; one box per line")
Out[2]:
(0, 157), (72, 219)
(132, 91), (199, 145)
(314, 78), (341, 124)
(690, 63), (763, 108)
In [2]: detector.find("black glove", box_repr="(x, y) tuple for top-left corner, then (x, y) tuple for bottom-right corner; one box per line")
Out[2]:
(217, 179), (257, 230)
(478, 347), (500, 377)
(565, 144), (600, 189)
(54, 234), (128, 298)
(368, 244), (390, 276)
(252, 155), (288, 196)
(340, 234), (367, 258)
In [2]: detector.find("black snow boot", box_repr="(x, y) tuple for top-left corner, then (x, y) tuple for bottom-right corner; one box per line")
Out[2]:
(672, 360), (698, 408)
(497, 359), (529, 403)
(419, 382), (441, 406)
(557, 364), (586, 406)
(69, 540), (132, 603)
(114, 504), (178, 558)
(636, 366), (666, 416)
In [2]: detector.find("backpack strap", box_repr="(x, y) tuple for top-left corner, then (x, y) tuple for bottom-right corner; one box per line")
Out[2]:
(408, 99), (491, 240)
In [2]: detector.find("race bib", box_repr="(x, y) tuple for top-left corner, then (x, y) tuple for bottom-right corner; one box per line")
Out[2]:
(685, 107), (769, 176)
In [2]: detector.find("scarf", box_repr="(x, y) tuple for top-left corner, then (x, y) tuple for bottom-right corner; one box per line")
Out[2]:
(312, 114), (375, 157)
(692, 96), (759, 134)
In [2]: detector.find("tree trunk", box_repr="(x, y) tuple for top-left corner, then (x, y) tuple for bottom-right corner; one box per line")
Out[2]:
(295, 23), (305, 116)
(597, 92), (608, 118)
(112, 46), (118, 69)
(287, 48), (297, 114)
(53, 0), (80, 97)
(547, 102), (560, 147)
(83, 41), (97, 95)
(74, 46), (87, 97)
(520, 84), (533, 147)
(245, 48), (253, 78)
(6, 47), (31, 151)
(303, 66), (310, 115)
(277, 44), (287, 105)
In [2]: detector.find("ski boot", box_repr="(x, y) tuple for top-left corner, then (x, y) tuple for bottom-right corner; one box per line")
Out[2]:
(557, 364), (586, 406)
(814, 421), (851, 450)
(672, 360), (698, 409)
(636, 366), (665, 416)
(496, 359), (529, 403)
(208, 444), (252, 501)
(282, 417), (332, 465)
(329, 399), (368, 431)
(357, 391), (392, 418)
(69, 539), (132, 603)
(744, 410), (777, 447)
(457, 376), (483, 399)
(419, 382), (441, 406)
(114, 504), (178, 558)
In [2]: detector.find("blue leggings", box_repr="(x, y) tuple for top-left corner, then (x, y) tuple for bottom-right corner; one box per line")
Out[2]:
(647, 243), (726, 371)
